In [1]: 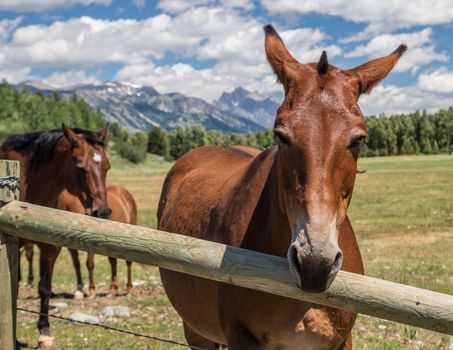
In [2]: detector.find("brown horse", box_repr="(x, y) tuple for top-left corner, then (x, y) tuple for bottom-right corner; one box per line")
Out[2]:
(0, 126), (110, 346)
(158, 25), (406, 349)
(56, 185), (137, 298)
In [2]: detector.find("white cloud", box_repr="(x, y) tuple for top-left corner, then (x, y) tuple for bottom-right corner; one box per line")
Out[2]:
(418, 67), (453, 94)
(346, 28), (448, 73)
(220, 0), (254, 11)
(261, 0), (453, 41)
(0, 7), (341, 102)
(261, 0), (453, 27)
(0, 67), (31, 84)
(157, 0), (211, 14)
(359, 84), (453, 115)
(0, 0), (111, 12)
(43, 70), (100, 88)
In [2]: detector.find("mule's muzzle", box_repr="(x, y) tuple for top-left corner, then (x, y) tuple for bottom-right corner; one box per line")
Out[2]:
(288, 244), (343, 292)
(92, 207), (112, 219)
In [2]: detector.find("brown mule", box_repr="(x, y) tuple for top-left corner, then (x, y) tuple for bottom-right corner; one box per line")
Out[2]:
(158, 25), (406, 350)
(0, 125), (110, 347)
(57, 185), (137, 298)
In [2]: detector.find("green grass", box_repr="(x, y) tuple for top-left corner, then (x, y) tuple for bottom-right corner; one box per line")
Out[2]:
(16, 154), (453, 349)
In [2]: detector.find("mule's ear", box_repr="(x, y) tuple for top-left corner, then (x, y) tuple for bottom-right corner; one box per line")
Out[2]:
(97, 126), (108, 142)
(264, 24), (299, 92)
(346, 44), (407, 97)
(62, 123), (80, 148)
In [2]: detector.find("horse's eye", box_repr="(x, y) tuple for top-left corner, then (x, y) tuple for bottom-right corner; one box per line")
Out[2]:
(349, 135), (366, 148)
(274, 131), (291, 145)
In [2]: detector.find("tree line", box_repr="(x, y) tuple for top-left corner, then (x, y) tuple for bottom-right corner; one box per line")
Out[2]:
(146, 107), (453, 160)
(0, 80), (105, 141)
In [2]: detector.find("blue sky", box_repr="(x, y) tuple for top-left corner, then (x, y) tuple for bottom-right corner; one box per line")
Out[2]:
(0, 0), (452, 115)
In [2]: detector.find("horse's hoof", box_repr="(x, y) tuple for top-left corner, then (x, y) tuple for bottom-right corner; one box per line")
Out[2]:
(87, 293), (96, 300)
(26, 283), (33, 289)
(73, 290), (84, 300)
(37, 334), (54, 349)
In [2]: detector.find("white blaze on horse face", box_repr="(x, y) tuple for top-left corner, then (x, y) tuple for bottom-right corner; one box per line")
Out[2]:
(93, 152), (102, 163)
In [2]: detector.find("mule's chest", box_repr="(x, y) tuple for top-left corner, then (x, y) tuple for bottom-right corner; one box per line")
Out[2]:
(219, 286), (354, 349)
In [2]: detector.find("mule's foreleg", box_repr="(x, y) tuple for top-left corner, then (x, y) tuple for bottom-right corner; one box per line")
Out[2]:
(126, 260), (132, 295)
(37, 244), (60, 348)
(225, 324), (262, 350)
(69, 248), (84, 299)
(338, 333), (352, 350)
(183, 322), (219, 350)
(26, 244), (34, 288)
(108, 257), (119, 296)
(86, 253), (96, 298)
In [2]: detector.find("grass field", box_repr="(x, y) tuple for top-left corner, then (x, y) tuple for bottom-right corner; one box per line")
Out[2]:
(16, 154), (453, 349)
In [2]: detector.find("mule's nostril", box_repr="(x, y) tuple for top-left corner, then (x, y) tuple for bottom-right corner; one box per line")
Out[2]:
(334, 251), (343, 268)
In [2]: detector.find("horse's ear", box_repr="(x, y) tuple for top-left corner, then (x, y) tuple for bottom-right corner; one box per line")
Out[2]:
(98, 126), (108, 142)
(62, 124), (80, 148)
(346, 44), (407, 97)
(264, 24), (299, 92)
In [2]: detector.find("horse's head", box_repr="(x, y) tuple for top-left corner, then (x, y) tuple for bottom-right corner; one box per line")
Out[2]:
(61, 125), (111, 219)
(265, 25), (405, 292)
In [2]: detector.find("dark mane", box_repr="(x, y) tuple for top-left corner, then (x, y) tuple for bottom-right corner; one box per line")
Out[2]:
(1, 128), (105, 172)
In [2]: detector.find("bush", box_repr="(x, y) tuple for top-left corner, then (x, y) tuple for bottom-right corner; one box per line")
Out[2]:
(115, 141), (147, 163)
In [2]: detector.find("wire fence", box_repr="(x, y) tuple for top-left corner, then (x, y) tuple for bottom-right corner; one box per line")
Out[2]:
(17, 307), (207, 350)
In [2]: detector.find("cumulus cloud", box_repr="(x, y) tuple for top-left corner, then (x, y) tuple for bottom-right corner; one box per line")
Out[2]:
(0, 67), (31, 84)
(43, 70), (101, 87)
(261, 0), (453, 42)
(0, 0), (111, 12)
(157, 0), (211, 14)
(418, 67), (453, 94)
(345, 28), (448, 73)
(359, 84), (452, 115)
(0, 7), (341, 101)
(260, 0), (453, 29)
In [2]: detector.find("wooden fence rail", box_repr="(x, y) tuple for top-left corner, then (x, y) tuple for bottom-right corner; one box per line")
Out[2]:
(0, 200), (452, 338)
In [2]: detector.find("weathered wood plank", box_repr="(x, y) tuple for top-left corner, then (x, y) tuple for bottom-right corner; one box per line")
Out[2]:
(0, 160), (19, 350)
(0, 200), (451, 335)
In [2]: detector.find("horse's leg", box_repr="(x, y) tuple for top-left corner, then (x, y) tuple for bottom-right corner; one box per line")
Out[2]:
(126, 260), (132, 296)
(108, 257), (118, 297)
(226, 324), (261, 350)
(86, 253), (96, 298)
(69, 249), (84, 299)
(26, 244), (34, 289)
(338, 332), (352, 350)
(37, 244), (60, 348)
(183, 322), (218, 350)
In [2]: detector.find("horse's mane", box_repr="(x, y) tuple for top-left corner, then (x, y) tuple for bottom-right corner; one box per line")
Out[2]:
(1, 128), (105, 171)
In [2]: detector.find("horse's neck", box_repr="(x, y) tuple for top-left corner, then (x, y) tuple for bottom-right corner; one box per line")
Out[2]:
(25, 150), (67, 207)
(241, 156), (292, 258)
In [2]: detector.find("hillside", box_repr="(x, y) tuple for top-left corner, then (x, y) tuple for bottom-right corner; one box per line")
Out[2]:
(17, 81), (266, 133)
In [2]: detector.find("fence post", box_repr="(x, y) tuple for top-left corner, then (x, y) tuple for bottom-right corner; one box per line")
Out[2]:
(0, 160), (20, 350)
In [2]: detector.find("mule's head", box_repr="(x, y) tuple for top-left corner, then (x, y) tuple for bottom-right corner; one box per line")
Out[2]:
(62, 125), (111, 219)
(265, 25), (406, 292)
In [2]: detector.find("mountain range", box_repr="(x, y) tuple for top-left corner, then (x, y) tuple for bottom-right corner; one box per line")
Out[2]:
(17, 81), (282, 133)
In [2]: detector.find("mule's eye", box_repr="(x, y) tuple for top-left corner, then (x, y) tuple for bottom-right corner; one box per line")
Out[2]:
(274, 131), (291, 145)
(349, 135), (366, 148)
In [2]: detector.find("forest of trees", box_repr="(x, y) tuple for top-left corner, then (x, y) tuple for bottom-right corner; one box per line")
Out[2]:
(146, 107), (453, 160)
(0, 80), (452, 163)
(0, 81), (105, 140)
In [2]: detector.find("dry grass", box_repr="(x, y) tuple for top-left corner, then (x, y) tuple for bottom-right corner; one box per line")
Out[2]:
(15, 154), (453, 349)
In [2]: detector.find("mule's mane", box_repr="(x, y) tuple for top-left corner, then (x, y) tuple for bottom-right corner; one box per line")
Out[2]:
(1, 128), (105, 171)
